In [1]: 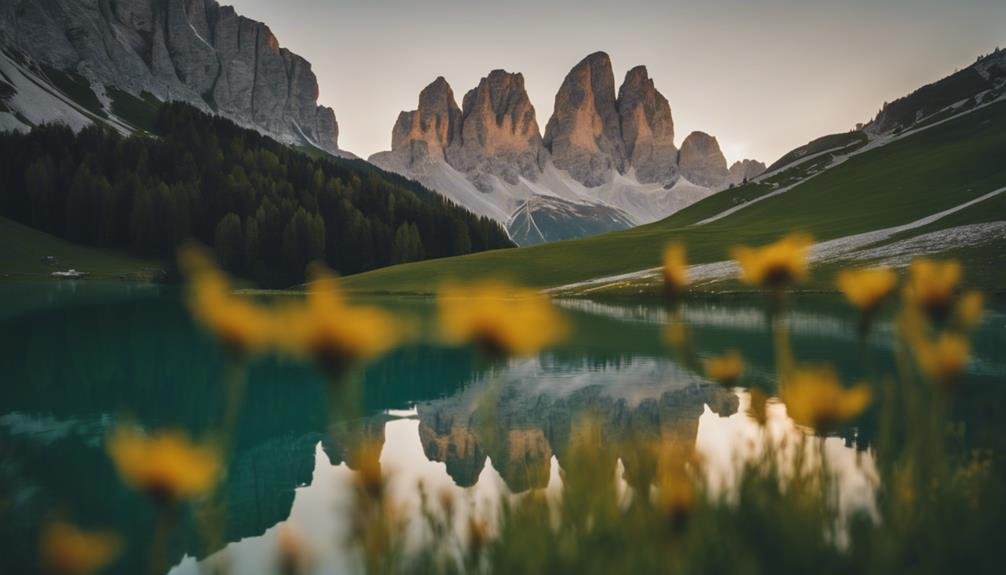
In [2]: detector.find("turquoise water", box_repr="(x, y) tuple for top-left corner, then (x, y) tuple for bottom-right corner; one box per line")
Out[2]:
(0, 283), (1003, 573)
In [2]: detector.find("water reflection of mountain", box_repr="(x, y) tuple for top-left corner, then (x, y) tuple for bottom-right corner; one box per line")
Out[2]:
(416, 357), (738, 490)
(2, 287), (1004, 574)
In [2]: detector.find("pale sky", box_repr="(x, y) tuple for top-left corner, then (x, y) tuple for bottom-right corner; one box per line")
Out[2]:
(228, 0), (1005, 164)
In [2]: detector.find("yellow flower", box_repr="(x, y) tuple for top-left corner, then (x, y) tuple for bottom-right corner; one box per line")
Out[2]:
(662, 243), (689, 299)
(663, 322), (688, 349)
(731, 232), (814, 289)
(179, 244), (274, 356)
(904, 258), (962, 317)
(40, 521), (121, 575)
(780, 367), (871, 433)
(282, 265), (400, 376)
(837, 267), (898, 313)
(437, 281), (567, 357)
(351, 440), (386, 501)
(704, 350), (745, 386)
(953, 291), (984, 331)
(655, 453), (695, 529)
(107, 426), (221, 504)
(915, 334), (970, 386)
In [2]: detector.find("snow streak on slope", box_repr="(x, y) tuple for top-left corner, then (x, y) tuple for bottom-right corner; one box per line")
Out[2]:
(550, 187), (1006, 294)
(370, 153), (718, 246)
(0, 51), (96, 133)
(695, 88), (1006, 226)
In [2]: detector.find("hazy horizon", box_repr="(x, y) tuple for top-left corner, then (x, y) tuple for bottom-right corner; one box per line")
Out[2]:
(228, 0), (1005, 164)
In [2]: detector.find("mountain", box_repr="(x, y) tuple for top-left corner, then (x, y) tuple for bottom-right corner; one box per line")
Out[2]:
(727, 159), (767, 186)
(678, 131), (728, 188)
(507, 195), (635, 246)
(370, 52), (744, 246)
(866, 47), (1006, 136)
(343, 48), (1006, 295)
(0, 0), (346, 156)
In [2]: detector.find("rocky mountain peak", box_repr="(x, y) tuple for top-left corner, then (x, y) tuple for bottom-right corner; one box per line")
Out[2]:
(678, 131), (728, 188)
(0, 0), (342, 153)
(617, 65), (677, 185)
(543, 51), (626, 187)
(390, 76), (461, 162)
(727, 159), (767, 185)
(447, 69), (545, 187)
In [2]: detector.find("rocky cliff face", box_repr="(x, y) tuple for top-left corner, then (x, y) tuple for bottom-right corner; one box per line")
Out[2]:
(679, 131), (728, 188)
(617, 65), (677, 184)
(390, 77), (461, 165)
(543, 52), (627, 187)
(369, 52), (756, 244)
(447, 70), (547, 190)
(0, 0), (341, 153)
(727, 159), (767, 185)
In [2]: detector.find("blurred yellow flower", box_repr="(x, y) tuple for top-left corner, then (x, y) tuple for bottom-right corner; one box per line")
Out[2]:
(953, 291), (984, 331)
(282, 266), (400, 376)
(731, 232), (814, 289)
(704, 350), (745, 386)
(905, 258), (962, 316)
(662, 243), (689, 299)
(438, 281), (566, 357)
(655, 462), (695, 528)
(107, 426), (221, 504)
(40, 521), (121, 575)
(663, 322), (688, 349)
(780, 367), (871, 432)
(915, 334), (970, 386)
(179, 244), (274, 356)
(837, 267), (898, 313)
(352, 440), (386, 501)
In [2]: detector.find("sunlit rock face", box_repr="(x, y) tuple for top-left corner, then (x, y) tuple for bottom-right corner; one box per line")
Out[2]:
(617, 65), (678, 185)
(368, 52), (752, 243)
(448, 70), (547, 190)
(373, 71), (547, 191)
(384, 76), (462, 167)
(543, 51), (627, 187)
(678, 131), (729, 188)
(727, 159), (767, 185)
(0, 0), (341, 153)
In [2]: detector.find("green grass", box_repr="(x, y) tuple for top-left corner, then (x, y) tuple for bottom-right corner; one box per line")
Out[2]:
(342, 100), (1006, 295)
(108, 88), (161, 132)
(0, 216), (160, 281)
(765, 130), (867, 172)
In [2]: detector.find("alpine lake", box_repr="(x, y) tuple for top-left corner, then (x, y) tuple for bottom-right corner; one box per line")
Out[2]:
(1, 282), (1004, 573)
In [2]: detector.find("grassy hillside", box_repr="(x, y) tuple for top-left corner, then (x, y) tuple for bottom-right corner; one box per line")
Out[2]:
(0, 216), (158, 281)
(341, 100), (1006, 294)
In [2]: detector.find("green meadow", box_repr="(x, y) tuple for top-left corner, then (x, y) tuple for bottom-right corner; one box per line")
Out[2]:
(342, 101), (1006, 295)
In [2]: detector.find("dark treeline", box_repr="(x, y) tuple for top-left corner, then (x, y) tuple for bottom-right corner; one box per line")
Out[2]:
(0, 102), (512, 286)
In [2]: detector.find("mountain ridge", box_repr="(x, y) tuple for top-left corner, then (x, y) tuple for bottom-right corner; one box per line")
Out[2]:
(342, 50), (1006, 295)
(370, 52), (763, 245)
(0, 0), (344, 155)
